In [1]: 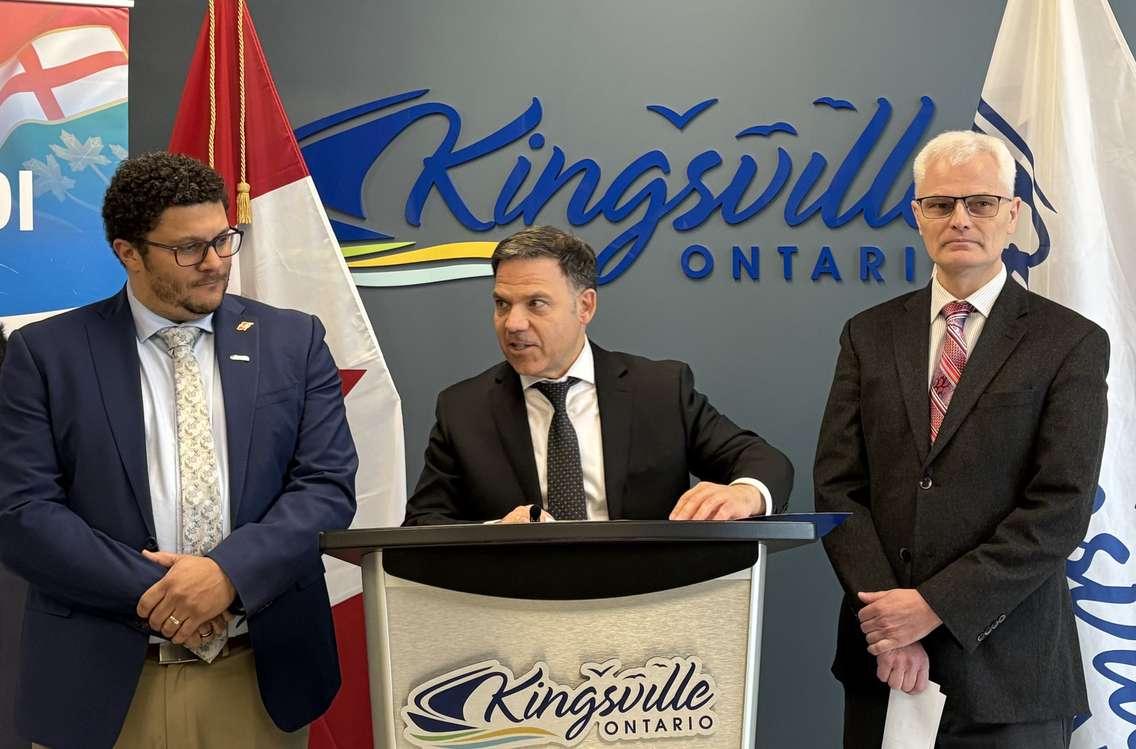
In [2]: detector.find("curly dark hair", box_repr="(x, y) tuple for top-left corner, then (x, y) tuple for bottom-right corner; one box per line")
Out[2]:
(102, 151), (227, 250)
(491, 225), (597, 291)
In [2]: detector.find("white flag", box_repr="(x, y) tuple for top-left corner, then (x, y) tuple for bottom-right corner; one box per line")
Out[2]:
(975, 1), (1136, 745)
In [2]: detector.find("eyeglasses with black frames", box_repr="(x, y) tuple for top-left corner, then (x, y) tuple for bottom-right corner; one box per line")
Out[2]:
(140, 227), (243, 267)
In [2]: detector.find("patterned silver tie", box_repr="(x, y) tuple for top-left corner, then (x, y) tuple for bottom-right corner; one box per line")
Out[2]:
(156, 326), (226, 662)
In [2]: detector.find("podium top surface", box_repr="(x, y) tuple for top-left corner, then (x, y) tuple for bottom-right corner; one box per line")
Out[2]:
(321, 514), (845, 600)
(321, 513), (846, 566)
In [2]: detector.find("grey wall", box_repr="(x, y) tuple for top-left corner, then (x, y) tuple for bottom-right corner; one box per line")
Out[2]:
(124, 2), (1133, 748)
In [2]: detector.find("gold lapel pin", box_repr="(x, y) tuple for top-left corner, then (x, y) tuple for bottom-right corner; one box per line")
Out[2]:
(236, 321), (254, 332)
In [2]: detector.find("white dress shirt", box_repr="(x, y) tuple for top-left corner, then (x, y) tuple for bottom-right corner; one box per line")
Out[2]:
(520, 338), (773, 519)
(927, 265), (1007, 385)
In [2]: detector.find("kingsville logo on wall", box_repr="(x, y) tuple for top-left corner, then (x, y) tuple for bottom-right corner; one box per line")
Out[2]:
(294, 91), (944, 288)
(401, 657), (719, 747)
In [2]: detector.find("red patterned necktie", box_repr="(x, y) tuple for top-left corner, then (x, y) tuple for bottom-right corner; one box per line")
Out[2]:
(929, 301), (975, 443)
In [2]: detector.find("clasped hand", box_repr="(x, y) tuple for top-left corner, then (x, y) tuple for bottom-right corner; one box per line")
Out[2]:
(857, 588), (942, 655)
(136, 551), (237, 647)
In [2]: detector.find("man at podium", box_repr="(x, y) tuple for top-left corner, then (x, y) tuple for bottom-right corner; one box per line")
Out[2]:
(404, 225), (793, 526)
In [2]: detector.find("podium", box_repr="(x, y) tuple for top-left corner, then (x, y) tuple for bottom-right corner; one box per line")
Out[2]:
(321, 514), (844, 749)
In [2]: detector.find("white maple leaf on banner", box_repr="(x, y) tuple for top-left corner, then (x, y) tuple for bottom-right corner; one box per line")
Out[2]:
(22, 155), (76, 201)
(50, 130), (111, 179)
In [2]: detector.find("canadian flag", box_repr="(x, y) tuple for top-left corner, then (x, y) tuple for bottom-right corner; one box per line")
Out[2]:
(0, 4), (128, 145)
(169, 2), (406, 746)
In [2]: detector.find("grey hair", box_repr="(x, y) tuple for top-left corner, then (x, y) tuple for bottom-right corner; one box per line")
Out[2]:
(913, 130), (1016, 196)
(491, 225), (597, 291)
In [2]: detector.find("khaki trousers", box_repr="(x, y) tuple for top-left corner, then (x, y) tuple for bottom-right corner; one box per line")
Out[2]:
(37, 641), (309, 749)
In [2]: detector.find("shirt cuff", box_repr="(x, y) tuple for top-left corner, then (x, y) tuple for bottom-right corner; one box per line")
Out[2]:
(730, 478), (774, 516)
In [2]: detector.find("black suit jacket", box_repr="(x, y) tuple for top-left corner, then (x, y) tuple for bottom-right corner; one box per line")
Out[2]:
(404, 343), (793, 524)
(814, 279), (1109, 723)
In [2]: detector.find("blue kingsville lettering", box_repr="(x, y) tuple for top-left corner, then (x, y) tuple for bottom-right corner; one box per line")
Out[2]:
(298, 90), (935, 285)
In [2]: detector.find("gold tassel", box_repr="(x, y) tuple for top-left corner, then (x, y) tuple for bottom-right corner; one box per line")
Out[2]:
(236, 181), (252, 224)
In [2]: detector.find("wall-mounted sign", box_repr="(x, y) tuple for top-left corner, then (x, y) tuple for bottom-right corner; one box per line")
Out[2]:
(296, 91), (938, 288)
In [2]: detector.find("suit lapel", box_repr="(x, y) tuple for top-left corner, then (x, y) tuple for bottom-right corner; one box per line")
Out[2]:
(214, 296), (260, 522)
(490, 364), (542, 507)
(894, 285), (933, 467)
(926, 279), (1029, 464)
(87, 289), (155, 536)
(593, 344), (631, 520)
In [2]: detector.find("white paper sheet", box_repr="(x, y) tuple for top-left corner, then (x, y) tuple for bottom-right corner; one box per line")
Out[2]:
(882, 680), (947, 749)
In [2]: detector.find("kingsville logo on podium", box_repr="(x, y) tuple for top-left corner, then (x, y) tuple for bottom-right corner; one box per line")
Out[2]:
(401, 656), (719, 747)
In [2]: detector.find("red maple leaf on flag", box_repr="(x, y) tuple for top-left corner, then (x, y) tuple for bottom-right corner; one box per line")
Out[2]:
(338, 369), (366, 397)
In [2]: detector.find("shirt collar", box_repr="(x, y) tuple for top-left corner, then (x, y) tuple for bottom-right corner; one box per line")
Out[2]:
(929, 264), (1007, 324)
(125, 282), (215, 343)
(520, 336), (595, 390)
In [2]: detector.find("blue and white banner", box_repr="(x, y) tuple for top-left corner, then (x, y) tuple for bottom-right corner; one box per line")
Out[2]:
(975, 1), (1136, 745)
(0, 1), (130, 331)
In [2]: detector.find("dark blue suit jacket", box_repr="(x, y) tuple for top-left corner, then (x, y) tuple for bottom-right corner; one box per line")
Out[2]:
(0, 288), (358, 749)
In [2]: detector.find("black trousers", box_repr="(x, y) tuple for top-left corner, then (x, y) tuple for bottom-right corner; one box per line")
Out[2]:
(842, 684), (1074, 749)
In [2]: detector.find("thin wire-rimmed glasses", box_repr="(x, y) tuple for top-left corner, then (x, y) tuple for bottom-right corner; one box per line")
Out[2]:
(141, 228), (244, 267)
(914, 194), (1010, 219)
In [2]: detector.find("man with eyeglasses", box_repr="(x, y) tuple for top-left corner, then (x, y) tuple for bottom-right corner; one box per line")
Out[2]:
(0, 152), (358, 748)
(815, 130), (1108, 748)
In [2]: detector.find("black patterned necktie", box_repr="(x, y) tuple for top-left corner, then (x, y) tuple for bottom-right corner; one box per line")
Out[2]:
(532, 377), (587, 520)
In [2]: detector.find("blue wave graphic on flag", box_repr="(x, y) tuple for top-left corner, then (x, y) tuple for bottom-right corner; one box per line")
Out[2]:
(972, 98), (1055, 285)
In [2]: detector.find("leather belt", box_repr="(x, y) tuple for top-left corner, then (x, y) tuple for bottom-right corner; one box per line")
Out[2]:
(147, 633), (250, 665)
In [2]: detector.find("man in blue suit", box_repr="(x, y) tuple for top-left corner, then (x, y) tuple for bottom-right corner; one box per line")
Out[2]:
(0, 152), (358, 748)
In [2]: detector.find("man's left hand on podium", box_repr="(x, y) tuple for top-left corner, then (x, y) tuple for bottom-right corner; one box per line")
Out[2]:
(669, 481), (765, 521)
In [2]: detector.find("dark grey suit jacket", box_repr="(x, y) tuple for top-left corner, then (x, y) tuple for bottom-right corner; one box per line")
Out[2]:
(814, 279), (1108, 723)
(404, 342), (794, 524)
